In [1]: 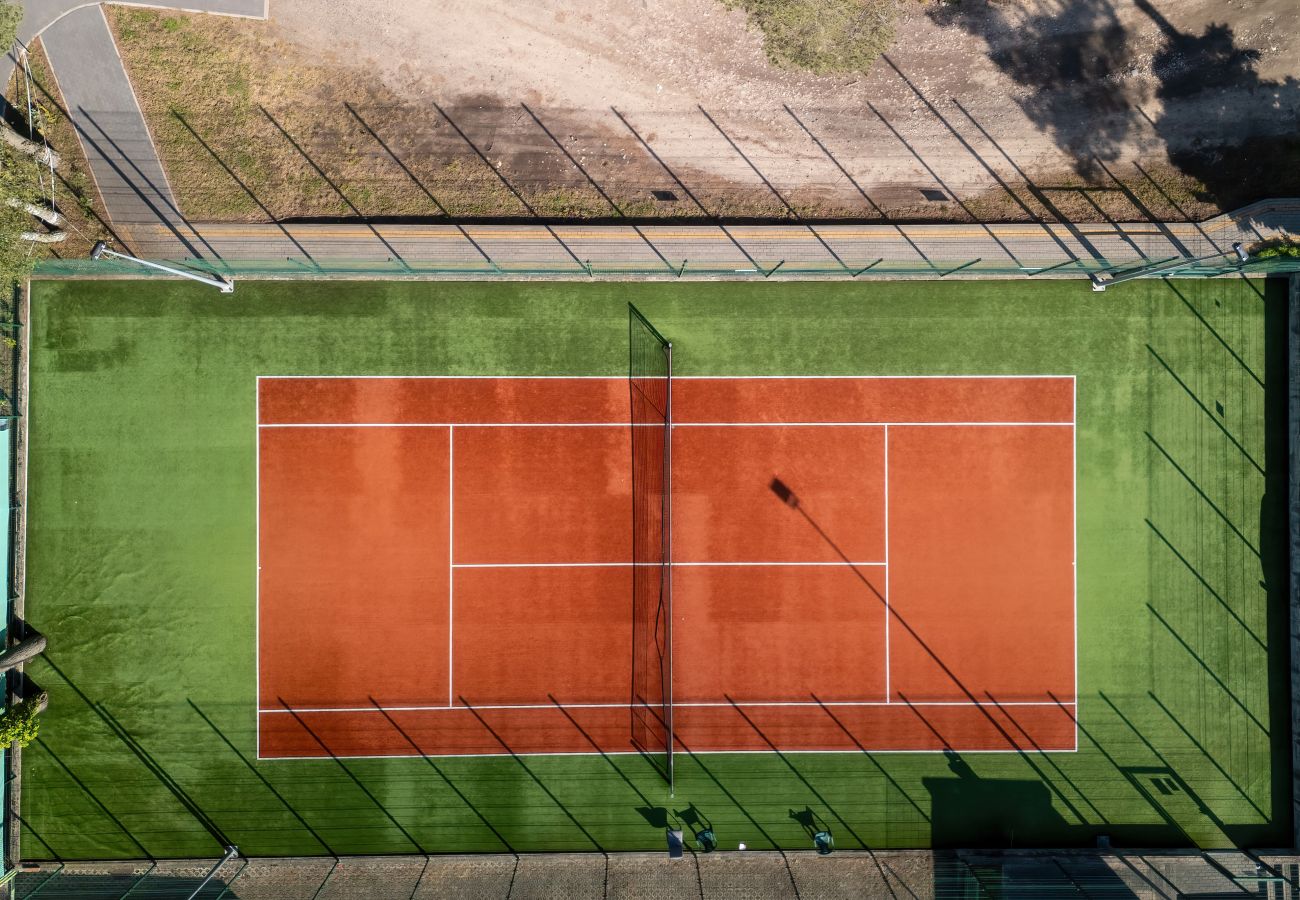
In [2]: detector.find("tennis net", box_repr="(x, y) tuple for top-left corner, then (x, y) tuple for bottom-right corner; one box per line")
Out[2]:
(628, 303), (673, 792)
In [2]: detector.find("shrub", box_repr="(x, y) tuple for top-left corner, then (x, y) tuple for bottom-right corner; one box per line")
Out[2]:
(1253, 239), (1300, 259)
(723, 0), (899, 75)
(0, 696), (44, 748)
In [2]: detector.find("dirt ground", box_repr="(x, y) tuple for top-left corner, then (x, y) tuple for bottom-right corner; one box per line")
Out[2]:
(110, 0), (1300, 222)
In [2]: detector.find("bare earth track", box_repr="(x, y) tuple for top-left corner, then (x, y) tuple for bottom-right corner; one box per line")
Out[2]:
(103, 0), (1300, 225)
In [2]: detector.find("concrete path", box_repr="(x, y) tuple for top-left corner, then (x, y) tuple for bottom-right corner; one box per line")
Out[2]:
(7, 0), (265, 85)
(40, 8), (182, 229)
(104, 199), (1300, 280)
(34, 3), (262, 259)
(7, 1), (265, 254)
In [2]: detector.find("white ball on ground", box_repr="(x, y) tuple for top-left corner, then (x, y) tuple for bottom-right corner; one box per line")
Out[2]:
(738, 843), (747, 850)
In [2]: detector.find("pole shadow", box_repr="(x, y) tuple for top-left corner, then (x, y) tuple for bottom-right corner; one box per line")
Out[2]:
(1144, 518), (1266, 648)
(276, 698), (426, 854)
(344, 102), (499, 271)
(365, 698), (516, 854)
(1144, 606), (1268, 734)
(431, 102), (587, 272)
(1159, 281), (1265, 387)
(259, 106), (412, 269)
(981, 692), (1107, 824)
(3, 62), (128, 251)
(1145, 344), (1264, 474)
(457, 695), (605, 852)
(41, 654), (225, 855)
(1146, 691), (1267, 819)
(696, 106), (856, 274)
(545, 694), (671, 836)
(1144, 431), (1261, 557)
(171, 110), (320, 267)
(187, 699), (335, 856)
(723, 695), (868, 851)
(74, 108), (220, 259)
(808, 693), (932, 825)
(610, 107), (772, 275)
(31, 737), (153, 859)
(670, 733), (801, 895)
(522, 103), (675, 273)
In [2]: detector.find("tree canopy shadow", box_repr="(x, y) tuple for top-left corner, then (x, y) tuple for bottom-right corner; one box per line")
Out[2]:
(925, 0), (1300, 207)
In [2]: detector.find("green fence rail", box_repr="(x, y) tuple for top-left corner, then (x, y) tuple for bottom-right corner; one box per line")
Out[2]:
(32, 255), (1300, 281)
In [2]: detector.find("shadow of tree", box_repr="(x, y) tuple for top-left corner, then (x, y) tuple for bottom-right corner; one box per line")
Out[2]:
(926, 0), (1300, 207)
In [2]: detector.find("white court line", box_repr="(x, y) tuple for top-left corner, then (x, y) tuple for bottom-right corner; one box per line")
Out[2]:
(255, 373), (1081, 756)
(883, 424), (891, 704)
(254, 378), (262, 758)
(257, 746), (1081, 761)
(451, 561), (886, 568)
(1072, 376), (1079, 752)
(257, 421), (1075, 428)
(256, 374), (1079, 380)
(259, 699), (1077, 714)
(448, 425), (454, 709)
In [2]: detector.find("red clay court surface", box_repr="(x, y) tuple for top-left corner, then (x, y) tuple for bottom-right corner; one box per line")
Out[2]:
(256, 376), (1077, 760)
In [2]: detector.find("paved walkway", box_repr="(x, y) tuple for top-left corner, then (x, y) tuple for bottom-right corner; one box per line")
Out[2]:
(7, 0), (264, 84)
(9, 0), (265, 255)
(106, 199), (1300, 280)
(15, 849), (1300, 899)
(40, 7), (186, 231)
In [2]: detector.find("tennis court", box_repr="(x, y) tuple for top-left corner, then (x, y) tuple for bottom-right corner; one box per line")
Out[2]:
(257, 374), (1076, 759)
(20, 277), (1288, 857)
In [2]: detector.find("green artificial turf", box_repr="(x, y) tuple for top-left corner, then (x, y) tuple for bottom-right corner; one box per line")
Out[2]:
(21, 277), (1290, 859)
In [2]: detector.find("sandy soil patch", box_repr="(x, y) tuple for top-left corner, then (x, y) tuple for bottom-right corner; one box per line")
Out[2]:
(109, 0), (1300, 222)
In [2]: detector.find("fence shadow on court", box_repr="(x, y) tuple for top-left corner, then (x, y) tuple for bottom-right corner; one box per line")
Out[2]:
(34, 655), (226, 859)
(1140, 276), (1291, 850)
(766, 476), (1226, 853)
